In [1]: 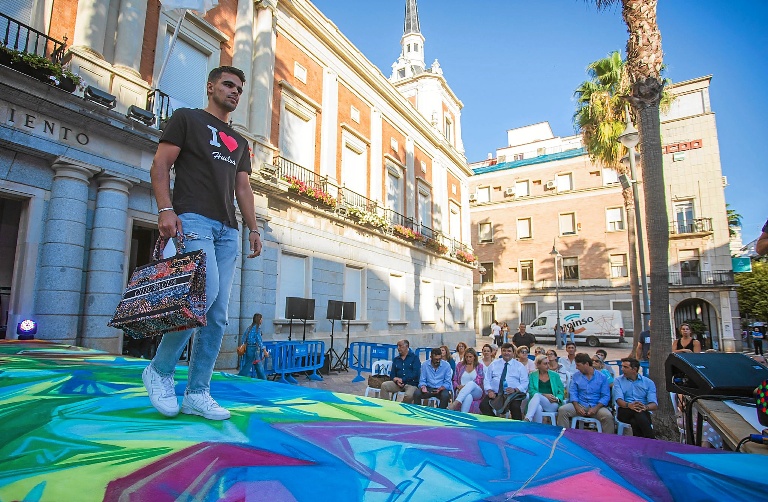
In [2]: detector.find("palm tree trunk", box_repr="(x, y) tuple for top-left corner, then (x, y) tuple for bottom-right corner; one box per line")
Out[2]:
(629, 77), (676, 440)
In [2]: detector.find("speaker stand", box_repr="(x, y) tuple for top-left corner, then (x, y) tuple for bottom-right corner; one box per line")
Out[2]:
(326, 319), (343, 373)
(332, 320), (351, 372)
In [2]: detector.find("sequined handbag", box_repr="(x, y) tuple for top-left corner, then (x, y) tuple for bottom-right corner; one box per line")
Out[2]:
(108, 235), (206, 339)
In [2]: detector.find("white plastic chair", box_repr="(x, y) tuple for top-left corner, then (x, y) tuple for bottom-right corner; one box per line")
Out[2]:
(364, 360), (392, 398)
(571, 416), (602, 432)
(541, 411), (558, 426)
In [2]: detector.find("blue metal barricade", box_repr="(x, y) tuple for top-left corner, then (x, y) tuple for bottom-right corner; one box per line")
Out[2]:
(415, 347), (435, 362)
(348, 342), (397, 382)
(262, 340), (325, 384)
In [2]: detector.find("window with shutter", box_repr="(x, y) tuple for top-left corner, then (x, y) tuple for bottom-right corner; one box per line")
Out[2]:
(158, 35), (208, 111)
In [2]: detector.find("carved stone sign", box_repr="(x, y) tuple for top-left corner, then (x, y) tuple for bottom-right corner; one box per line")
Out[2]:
(0, 100), (90, 147)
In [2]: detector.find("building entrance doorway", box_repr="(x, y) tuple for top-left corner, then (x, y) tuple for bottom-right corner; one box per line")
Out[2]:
(0, 197), (22, 339)
(122, 224), (160, 358)
(480, 304), (494, 338)
(674, 298), (718, 351)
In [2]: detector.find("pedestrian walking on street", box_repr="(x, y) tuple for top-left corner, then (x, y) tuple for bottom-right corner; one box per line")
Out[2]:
(143, 66), (262, 421)
(238, 314), (268, 379)
(753, 326), (764, 356)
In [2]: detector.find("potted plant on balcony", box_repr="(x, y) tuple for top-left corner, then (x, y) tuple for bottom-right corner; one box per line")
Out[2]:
(10, 50), (58, 82)
(54, 67), (83, 93)
(392, 224), (426, 243)
(283, 175), (337, 209)
(455, 249), (477, 265)
(347, 206), (388, 229)
(424, 237), (449, 255)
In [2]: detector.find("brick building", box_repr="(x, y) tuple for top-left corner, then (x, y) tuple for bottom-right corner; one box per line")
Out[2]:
(468, 76), (740, 352)
(0, 0), (475, 366)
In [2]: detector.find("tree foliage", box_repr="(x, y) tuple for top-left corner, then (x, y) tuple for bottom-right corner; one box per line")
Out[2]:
(735, 261), (768, 323)
(726, 204), (743, 238)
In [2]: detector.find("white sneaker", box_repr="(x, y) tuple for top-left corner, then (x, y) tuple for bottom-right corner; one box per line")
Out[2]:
(181, 391), (231, 420)
(142, 365), (179, 417)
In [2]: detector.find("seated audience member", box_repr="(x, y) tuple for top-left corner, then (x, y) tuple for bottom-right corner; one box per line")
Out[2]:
(672, 323), (701, 354)
(614, 357), (658, 439)
(595, 349), (615, 377)
(558, 342), (578, 377)
(524, 355), (565, 423)
(480, 344), (495, 375)
(440, 345), (456, 374)
(556, 353), (614, 433)
(452, 342), (468, 364)
(516, 345), (536, 373)
(449, 348), (485, 413)
(591, 355), (614, 386)
(547, 349), (570, 389)
(413, 348), (453, 408)
(534, 347), (545, 357)
(479, 343), (529, 419)
(379, 339), (420, 403)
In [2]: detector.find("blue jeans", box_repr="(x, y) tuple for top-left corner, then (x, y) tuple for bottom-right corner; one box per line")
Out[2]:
(238, 344), (267, 379)
(151, 213), (239, 394)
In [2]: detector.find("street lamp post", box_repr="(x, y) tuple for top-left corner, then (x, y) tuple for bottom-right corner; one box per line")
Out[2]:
(618, 110), (651, 333)
(550, 242), (562, 348)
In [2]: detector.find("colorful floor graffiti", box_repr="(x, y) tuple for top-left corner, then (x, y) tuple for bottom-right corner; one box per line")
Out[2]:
(1, 340), (767, 501)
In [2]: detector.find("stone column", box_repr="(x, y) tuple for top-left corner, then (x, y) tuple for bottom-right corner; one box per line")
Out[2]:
(72, 0), (110, 57)
(369, 108), (383, 204)
(82, 175), (134, 353)
(36, 159), (98, 344)
(230, 0), (255, 132)
(113, 0), (148, 74)
(249, 0), (278, 142)
(454, 109), (465, 154)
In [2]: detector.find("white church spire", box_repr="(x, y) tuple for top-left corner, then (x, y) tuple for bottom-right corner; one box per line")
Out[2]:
(391, 0), (425, 81)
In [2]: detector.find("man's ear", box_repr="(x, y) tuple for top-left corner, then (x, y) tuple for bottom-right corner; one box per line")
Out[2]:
(206, 80), (214, 96)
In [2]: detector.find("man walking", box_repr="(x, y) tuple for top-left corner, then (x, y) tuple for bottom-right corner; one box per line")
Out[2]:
(143, 66), (262, 420)
(614, 357), (657, 438)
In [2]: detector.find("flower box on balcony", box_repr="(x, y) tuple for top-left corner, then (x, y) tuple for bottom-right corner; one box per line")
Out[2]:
(283, 175), (337, 209)
(455, 249), (477, 265)
(392, 224), (426, 243)
(424, 238), (449, 255)
(346, 206), (388, 229)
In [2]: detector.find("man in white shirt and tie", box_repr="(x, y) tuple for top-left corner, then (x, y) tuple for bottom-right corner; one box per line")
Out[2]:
(480, 343), (529, 419)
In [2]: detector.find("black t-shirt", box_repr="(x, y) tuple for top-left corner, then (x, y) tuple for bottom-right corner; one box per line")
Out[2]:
(160, 108), (251, 228)
(512, 332), (536, 348)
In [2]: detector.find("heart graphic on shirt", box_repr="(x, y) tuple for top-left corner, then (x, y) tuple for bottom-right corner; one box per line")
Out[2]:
(219, 132), (238, 152)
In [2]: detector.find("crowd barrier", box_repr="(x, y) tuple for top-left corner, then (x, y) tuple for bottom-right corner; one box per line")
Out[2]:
(414, 347), (436, 361)
(262, 340), (325, 384)
(348, 342), (398, 382)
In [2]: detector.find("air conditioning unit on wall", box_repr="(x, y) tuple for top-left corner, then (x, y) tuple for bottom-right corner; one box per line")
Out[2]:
(469, 193), (477, 202)
(504, 188), (516, 197)
(545, 180), (556, 190)
(486, 295), (497, 302)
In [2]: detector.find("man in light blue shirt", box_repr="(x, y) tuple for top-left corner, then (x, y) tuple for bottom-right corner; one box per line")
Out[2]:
(480, 343), (529, 419)
(413, 348), (453, 408)
(556, 353), (614, 433)
(614, 357), (657, 438)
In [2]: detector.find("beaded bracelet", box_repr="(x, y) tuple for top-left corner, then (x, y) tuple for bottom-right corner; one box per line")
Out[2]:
(158, 207), (175, 213)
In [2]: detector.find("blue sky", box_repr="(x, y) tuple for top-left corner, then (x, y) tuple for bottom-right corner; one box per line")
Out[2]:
(311, 0), (767, 241)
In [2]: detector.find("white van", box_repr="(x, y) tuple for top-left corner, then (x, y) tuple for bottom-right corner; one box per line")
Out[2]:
(528, 310), (625, 347)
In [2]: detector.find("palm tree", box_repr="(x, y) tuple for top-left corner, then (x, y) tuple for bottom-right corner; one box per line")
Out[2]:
(591, 0), (675, 439)
(574, 52), (642, 354)
(727, 204), (743, 238)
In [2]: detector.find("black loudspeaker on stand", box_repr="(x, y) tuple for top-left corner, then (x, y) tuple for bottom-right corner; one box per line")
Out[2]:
(665, 352), (768, 445)
(325, 300), (355, 372)
(285, 297), (315, 341)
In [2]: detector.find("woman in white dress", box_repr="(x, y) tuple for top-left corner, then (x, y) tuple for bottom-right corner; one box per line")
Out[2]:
(448, 348), (484, 413)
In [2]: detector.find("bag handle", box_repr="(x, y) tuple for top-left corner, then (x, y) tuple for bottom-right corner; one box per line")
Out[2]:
(151, 232), (185, 261)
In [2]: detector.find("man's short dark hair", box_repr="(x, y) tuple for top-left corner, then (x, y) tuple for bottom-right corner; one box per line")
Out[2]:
(566, 341), (576, 348)
(430, 347), (442, 356)
(575, 353), (592, 365)
(621, 357), (640, 370)
(500, 343), (514, 350)
(208, 66), (246, 85)
(595, 349), (608, 359)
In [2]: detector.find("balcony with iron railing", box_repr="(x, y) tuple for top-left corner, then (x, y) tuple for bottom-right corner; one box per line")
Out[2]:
(0, 13), (66, 63)
(668, 270), (734, 286)
(270, 156), (474, 263)
(670, 217), (713, 237)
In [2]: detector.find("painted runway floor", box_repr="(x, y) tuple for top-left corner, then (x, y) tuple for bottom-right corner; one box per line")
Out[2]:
(1, 340), (767, 501)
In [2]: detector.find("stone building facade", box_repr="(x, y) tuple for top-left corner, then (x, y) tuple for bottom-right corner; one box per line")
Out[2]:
(0, 0), (475, 367)
(468, 76), (740, 352)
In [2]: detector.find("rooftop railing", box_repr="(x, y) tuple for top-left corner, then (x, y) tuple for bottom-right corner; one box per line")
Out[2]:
(670, 217), (713, 235)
